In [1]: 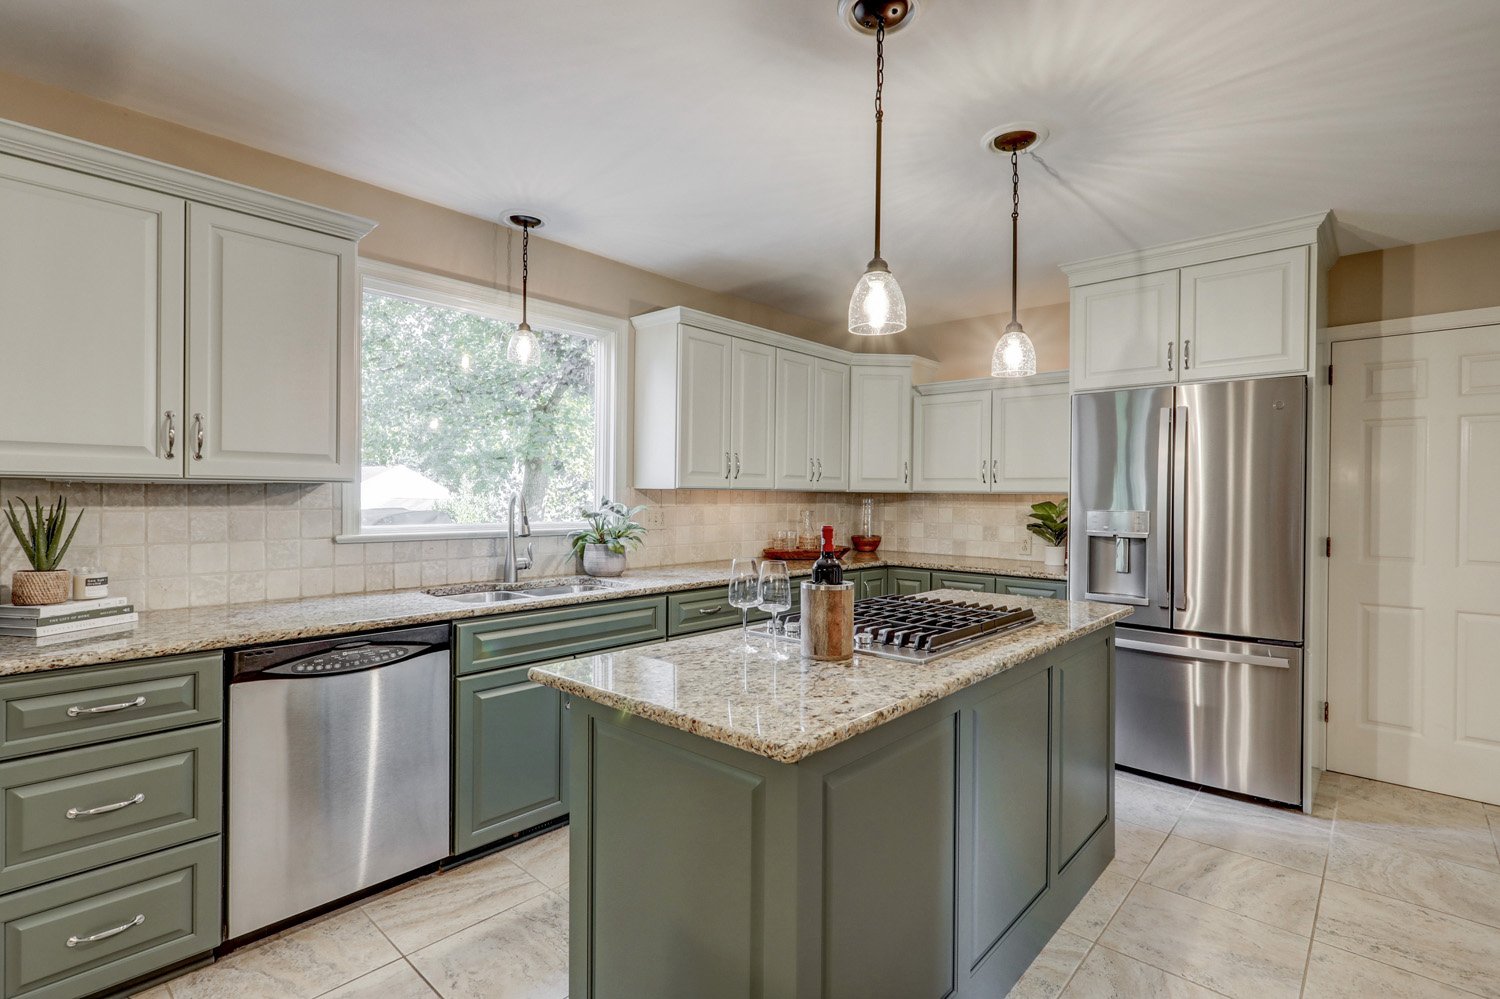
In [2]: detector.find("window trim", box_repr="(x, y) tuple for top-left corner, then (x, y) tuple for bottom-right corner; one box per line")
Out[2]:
(337, 259), (629, 543)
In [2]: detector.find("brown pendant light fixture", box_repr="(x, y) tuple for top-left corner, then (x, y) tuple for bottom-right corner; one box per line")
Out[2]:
(986, 127), (1041, 377)
(505, 213), (543, 366)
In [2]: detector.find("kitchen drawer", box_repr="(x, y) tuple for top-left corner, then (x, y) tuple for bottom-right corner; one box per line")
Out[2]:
(0, 726), (220, 894)
(0, 837), (219, 999)
(666, 588), (771, 637)
(889, 568), (932, 595)
(996, 576), (1066, 600)
(455, 597), (667, 675)
(0, 655), (222, 761)
(929, 570), (996, 594)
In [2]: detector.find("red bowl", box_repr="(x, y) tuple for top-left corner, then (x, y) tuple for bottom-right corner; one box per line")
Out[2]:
(851, 534), (882, 552)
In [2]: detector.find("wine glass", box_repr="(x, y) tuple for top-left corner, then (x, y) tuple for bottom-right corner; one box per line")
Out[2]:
(759, 560), (792, 660)
(728, 557), (760, 653)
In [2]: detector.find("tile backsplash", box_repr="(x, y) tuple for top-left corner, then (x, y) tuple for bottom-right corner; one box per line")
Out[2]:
(0, 479), (1062, 611)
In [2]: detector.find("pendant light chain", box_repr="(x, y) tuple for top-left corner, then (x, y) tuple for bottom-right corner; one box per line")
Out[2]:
(520, 223), (530, 329)
(1010, 149), (1020, 324)
(872, 16), (885, 261)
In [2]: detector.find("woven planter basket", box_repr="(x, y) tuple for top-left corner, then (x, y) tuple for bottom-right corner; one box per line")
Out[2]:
(10, 570), (72, 606)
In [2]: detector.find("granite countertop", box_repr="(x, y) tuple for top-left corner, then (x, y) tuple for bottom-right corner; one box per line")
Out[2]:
(529, 591), (1130, 764)
(0, 551), (1065, 677)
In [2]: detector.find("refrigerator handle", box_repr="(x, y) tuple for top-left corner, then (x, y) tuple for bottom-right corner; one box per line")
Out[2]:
(1154, 407), (1173, 609)
(1173, 405), (1189, 612)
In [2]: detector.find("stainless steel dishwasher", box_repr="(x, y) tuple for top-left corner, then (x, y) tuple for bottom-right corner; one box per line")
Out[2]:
(227, 622), (451, 940)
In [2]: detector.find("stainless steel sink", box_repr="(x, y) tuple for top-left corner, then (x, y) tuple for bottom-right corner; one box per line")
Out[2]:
(521, 583), (614, 596)
(437, 590), (536, 604)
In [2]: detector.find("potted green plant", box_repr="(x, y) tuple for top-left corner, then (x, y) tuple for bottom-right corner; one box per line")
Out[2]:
(5, 496), (84, 606)
(569, 498), (647, 577)
(1027, 498), (1068, 570)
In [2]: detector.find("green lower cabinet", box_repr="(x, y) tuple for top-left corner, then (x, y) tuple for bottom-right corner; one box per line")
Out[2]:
(996, 576), (1067, 600)
(0, 837), (220, 999)
(1054, 641), (1113, 870)
(455, 597), (667, 675)
(849, 569), (888, 599)
(888, 568), (931, 595)
(453, 664), (569, 854)
(930, 570), (996, 593)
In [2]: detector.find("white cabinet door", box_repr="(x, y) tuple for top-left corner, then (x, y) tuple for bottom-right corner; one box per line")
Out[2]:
(774, 350), (816, 489)
(990, 385), (1070, 492)
(849, 366), (913, 492)
(186, 205), (356, 480)
(1070, 271), (1180, 391)
(913, 391), (991, 492)
(0, 155), (185, 478)
(1180, 246), (1309, 382)
(673, 326), (734, 487)
(729, 339), (776, 489)
(812, 359), (850, 491)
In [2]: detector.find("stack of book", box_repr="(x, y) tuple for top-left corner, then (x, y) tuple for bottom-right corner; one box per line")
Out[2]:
(0, 596), (138, 643)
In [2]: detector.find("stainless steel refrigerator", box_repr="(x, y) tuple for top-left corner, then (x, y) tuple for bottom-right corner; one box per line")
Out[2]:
(1070, 376), (1306, 804)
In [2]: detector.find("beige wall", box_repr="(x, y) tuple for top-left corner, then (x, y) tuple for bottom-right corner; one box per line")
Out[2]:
(882, 303), (1069, 381)
(1327, 229), (1500, 328)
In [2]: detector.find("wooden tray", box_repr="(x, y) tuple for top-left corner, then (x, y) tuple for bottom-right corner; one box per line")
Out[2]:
(761, 546), (851, 561)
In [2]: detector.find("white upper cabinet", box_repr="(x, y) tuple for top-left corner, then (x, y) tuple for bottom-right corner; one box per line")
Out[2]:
(990, 382), (1070, 492)
(729, 339), (776, 488)
(1069, 271), (1179, 392)
(812, 359), (850, 491)
(0, 156), (185, 478)
(1178, 246), (1308, 382)
(849, 365), (913, 492)
(676, 326), (735, 487)
(913, 390), (992, 492)
(186, 206), (357, 480)
(773, 349), (816, 489)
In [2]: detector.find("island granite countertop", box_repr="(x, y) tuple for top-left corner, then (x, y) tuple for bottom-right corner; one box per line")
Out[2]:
(0, 551), (1065, 677)
(529, 590), (1130, 763)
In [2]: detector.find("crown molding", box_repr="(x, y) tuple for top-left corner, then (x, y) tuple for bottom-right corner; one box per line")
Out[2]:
(0, 117), (376, 241)
(914, 370), (1068, 396)
(631, 306), (937, 371)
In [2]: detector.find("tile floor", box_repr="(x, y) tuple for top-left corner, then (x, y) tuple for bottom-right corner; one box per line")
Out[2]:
(130, 772), (1500, 999)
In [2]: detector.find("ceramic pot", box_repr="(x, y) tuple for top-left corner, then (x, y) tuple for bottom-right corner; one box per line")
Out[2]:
(1043, 545), (1066, 570)
(11, 569), (72, 606)
(583, 543), (627, 578)
(851, 534), (882, 553)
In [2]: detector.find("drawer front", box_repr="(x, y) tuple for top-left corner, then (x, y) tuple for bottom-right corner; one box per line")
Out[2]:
(0, 726), (221, 894)
(0, 655), (222, 761)
(930, 570), (995, 594)
(0, 838), (219, 999)
(455, 597), (667, 674)
(889, 568), (932, 596)
(997, 576), (1066, 600)
(666, 589), (770, 637)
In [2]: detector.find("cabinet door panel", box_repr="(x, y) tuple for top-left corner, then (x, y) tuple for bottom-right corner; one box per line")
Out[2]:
(813, 359), (850, 491)
(850, 367), (913, 491)
(774, 350), (816, 488)
(0, 155), (184, 478)
(992, 386), (1070, 492)
(914, 391), (992, 492)
(730, 340), (776, 489)
(1070, 272), (1179, 391)
(676, 326), (734, 487)
(890, 568), (931, 595)
(187, 205), (355, 480)
(1180, 246), (1309, 381)
(1056, 643), (1112, 870)
(931, 570), (996, 593)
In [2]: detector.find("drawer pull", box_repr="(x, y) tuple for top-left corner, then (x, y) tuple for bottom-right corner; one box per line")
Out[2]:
(66, 696), (146, 718)
(67, 913), (144, 948)
(697, 606), (724, 616)
(66, 792), (145, 820)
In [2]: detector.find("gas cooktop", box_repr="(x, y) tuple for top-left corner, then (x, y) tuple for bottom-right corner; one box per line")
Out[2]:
(765, 594), (1038, 664)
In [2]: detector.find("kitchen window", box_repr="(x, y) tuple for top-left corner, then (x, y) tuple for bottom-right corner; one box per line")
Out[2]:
(340, 261), (625, 541)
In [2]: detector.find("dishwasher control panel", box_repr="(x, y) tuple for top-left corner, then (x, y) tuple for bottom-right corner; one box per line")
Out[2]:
(266, 643), (424, 676)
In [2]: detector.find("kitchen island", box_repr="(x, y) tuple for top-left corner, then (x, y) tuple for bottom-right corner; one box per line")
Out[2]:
(530, 591), (1130, 999)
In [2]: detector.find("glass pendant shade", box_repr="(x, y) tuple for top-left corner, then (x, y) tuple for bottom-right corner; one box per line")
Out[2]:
(507, 322), (539, 366)
(991, 321), (1036, 377)
(848, 261), (907, 336)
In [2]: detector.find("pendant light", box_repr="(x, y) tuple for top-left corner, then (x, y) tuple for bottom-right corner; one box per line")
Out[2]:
(506, 214), (543, 366)
(989, 129), (1039, 377)
(842, 1), (915, 337)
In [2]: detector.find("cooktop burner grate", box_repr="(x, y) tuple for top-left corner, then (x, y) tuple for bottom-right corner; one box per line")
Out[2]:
(768, 594), (1039, 663)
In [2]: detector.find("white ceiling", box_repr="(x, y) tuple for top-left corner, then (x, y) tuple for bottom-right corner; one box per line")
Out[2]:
(3, 0), (1498, 327)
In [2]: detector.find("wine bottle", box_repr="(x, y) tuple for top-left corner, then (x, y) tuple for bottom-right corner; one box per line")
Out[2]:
(811, 525), (843, 584)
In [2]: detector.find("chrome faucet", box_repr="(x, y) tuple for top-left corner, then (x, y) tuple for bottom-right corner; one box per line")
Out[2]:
(504, 495), (533, 583)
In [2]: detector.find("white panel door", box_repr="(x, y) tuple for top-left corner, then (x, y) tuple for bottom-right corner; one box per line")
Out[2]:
(1180, 246), (1309, 381)
(774, 350), (816, 489)
(1070, 271), (1179, 391)
(991, 385), (1070, 493)
(0, 155), (185, 478)
(849, 366), (913, 492)
(675, 326), (734, 487)
(1328, 327), (1500, 804)
(729, 339), (776, 489)
(187, 205), (356, 480)
(812, 359), (850, 492)
(913, 391), (991, 492)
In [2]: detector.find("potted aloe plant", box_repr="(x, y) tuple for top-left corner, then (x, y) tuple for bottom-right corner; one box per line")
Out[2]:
(1027, 498), (1068, 570)
(569, 498), (647, 578)
(5, 496), (84, 606)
